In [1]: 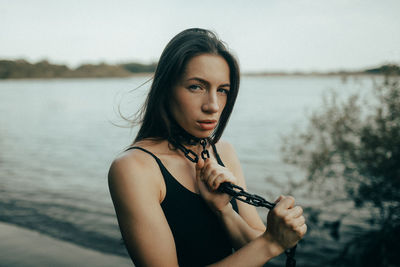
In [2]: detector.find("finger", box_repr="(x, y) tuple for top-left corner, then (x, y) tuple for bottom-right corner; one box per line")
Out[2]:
(203, 156), (219, 171)
(212, 173), (228, 190)
(287, 206), (303, 219)
(276, 196), (295, 209)
(291, 215), (306, 228)
(201, 159), (211, 177)
(205, 168), (220, 189)
(274, 195), (284, 203)
(203, 171), (212, 189)
(296, 223), (307, 237)
(207, 173), (221, 190)
(203, 160), (218, 183)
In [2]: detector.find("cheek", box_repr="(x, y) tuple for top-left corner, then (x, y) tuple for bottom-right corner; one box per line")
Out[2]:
(219, 97), (228, 111)
(170, 91), (193, 119)
(169, 96), (183, 122)
(176, 95), (192, 113)
(179, 91), (202, 112)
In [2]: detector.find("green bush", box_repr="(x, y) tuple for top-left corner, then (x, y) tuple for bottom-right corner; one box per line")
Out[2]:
(281, 76), (400, 266)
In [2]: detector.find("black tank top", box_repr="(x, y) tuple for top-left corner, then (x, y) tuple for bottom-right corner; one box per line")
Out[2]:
(126, 144), (238, 267)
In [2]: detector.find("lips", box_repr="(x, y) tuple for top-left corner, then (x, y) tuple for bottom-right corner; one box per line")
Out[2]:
(197, 120), (217, 130)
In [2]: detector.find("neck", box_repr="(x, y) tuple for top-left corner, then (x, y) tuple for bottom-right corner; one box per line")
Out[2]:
(169, 121), (208, 147)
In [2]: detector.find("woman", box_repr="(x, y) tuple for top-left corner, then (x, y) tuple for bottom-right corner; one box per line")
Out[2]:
(108, 28), (306, 267)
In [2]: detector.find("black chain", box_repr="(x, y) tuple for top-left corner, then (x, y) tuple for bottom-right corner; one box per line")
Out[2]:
(200, 139), (210, 160)
(218, 182), (275, 209)
(174, 138), (297, 267)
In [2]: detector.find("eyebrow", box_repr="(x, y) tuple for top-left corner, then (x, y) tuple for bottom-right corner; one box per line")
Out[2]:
(186, 77), (230, 88)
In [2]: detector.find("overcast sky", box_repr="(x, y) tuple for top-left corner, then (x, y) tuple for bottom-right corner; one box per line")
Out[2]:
(1, 0), (399, 72)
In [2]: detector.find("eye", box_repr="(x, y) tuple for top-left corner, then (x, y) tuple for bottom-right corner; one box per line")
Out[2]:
(188, 84), (202, 91)
(218, 88), (230, 95)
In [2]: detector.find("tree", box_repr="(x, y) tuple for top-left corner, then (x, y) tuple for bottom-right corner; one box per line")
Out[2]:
(281, 76), (400, 266)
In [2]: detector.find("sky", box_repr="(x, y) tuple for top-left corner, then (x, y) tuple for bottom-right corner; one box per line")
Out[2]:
(1, 0), (400, 72)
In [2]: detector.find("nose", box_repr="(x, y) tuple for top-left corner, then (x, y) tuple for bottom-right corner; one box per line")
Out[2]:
(202, 91), (219, 113)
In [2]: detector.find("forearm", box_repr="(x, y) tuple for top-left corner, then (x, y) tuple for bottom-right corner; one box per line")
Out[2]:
(206, 232), (282, 267)
(215, 203), (265, 249)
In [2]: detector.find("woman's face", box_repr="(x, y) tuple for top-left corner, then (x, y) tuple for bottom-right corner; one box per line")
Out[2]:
(170, 54), (230, 139)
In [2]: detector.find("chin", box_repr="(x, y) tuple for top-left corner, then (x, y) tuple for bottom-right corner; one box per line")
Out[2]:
(197, 133), (211, 139)
(184, 124), (215, 139)
(194, 130), (213, 139)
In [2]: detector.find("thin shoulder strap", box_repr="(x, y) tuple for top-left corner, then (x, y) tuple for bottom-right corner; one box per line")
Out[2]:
(125, 146), (163, 165)
(211, 143), (225, 167)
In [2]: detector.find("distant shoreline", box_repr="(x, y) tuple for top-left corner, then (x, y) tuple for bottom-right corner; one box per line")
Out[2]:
(0, 59), (156, 79)
(0, 72), (154, 81)
(242, 72), (392, 77)
(1, 59), (399, 79)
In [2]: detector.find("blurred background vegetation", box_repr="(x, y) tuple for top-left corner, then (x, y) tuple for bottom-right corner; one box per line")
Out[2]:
(281, 72), (399, 266)
(0, 59), (157, 79)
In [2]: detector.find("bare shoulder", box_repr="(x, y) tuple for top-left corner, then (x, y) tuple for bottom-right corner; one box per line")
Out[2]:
(109, 140), (165, 179)
(108, 141), (179, 266)
(214, 139), (238, 164)
(214, 139), (247, 187)
(108, 142), (164, 202)
(109, 147), (155, 181)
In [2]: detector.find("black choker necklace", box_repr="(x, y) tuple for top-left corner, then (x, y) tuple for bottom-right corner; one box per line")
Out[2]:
(168, 122), (210, 163)
(171, 126), (203, 146)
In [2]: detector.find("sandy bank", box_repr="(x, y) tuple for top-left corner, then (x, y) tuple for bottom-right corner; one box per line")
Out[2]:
(0, 222), (132, 267)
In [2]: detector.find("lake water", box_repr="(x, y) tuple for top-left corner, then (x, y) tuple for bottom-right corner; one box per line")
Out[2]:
(0, 75), (378, 266)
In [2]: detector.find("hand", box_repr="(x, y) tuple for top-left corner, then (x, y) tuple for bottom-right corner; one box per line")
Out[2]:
(264, 195), (307, 251)
(195, 157), (237, 213)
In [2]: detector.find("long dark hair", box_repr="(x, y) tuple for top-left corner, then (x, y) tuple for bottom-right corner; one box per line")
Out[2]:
(134, 28), (240, 145)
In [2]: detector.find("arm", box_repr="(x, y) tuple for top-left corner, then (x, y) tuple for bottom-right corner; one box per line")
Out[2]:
(214, 203), (263, 249)
(108, 152), (179, 267)
(198, 141), (306, 250)
(197, 141), (266, 248)
(208, 196), (307, 267)
(217, 141), (267, 245)
(207, 233), (282, 267)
